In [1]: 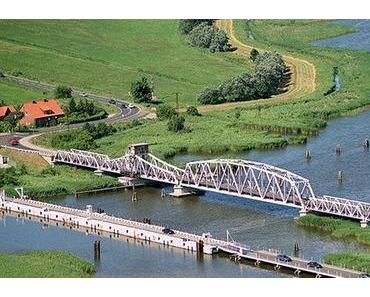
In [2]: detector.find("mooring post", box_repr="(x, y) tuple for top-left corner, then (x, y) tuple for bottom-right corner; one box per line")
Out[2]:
(364, 138), (369, 149)
(337, 170), (343, 183)
(336, 144), (342, 155)
(131, 183), (137, 202)
(305, 149), (312, 160)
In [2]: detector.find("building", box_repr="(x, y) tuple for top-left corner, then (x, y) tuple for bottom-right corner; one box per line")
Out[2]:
(0, 105), (16, 121)
(19, 99), (64, 127)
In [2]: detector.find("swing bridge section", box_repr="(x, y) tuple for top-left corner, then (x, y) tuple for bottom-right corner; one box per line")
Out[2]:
(53, 144), (370, 227)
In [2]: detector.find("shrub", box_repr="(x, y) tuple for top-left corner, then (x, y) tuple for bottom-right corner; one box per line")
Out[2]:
(186, 106), (201, 116)
(250, 48), (259, 61)
(209, 30), (229, 52)
(131, 76), (153, 103)
(54, 85), (72, 99)
(156, 105), (177, 120)
(198, 87), (223, 104)
(178, 19), (214, 34)
(168, 114), (185, 132)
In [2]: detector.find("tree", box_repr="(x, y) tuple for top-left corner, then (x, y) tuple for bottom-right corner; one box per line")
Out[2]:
(179, 19), (214, 34)
(131, 76), (153, 103)
(156, 104), (177, 120)
(198, 87), (223, 104)
(168, 114), (185, 132)
(68, 98), (77, 114)
(186, 23), (215, 49)
(250, 48), (259, 62)
(186, 106), (201, 116)
(54, 85), (72, 99)
(210, 30), (230, 52)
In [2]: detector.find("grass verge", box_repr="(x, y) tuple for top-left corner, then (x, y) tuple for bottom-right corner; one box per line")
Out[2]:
(323, 252), (370, 273)
(0, 251), (95, 278)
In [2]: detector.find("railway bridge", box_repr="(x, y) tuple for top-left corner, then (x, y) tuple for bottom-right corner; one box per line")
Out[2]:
(53, 143), (370, 227)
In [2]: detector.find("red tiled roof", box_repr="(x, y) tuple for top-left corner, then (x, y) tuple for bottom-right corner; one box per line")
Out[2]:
(0, 105), (16, 118)
(19, 99), (64, 125)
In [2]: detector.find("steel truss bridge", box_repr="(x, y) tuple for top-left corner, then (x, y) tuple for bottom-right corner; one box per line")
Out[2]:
(53, 144), (370, 225)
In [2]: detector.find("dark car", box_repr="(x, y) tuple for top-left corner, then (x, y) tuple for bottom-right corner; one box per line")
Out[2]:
(307, 261), (323, 269)
(360, 273), (370, 278)
(276, 254), (292, 263)
(9, 139), (19, 146)
(109, 99), (116, 104)
(162, 228), (175, 235)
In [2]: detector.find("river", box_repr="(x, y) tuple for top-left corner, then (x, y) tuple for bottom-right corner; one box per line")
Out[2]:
(1, 20), (370, 278)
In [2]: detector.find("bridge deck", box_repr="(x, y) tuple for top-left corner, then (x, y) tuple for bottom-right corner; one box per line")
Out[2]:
(0, 194), (364, 278)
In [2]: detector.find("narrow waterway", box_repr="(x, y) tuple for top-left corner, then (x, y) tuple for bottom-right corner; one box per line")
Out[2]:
(1, 20), (370, 278)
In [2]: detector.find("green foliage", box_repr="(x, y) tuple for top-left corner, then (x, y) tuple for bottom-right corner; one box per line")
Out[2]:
(0, 168), (19, 187)
(156, 104), (177, 120)
(198, 51), (286, 104)
(323, 252), (370, 272)
(186, 105), (201, 116)
(178, 19), (214, 34)
(186, 23), (230, 52)
(0, 251), (95, 277)
(296, 214), (370, 246)
(54, 85), (72, 99)
(234, 109), (241, 119)
(250, 48), (259, 61)
(131, 76), (153, 103)
(167, 114), (185, 132)
(62, 98), (107, 125)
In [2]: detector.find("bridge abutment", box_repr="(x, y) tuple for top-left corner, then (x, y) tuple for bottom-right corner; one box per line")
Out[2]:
(169, 185), (194, 198)
(299, 209), (308, 217)
(360, 220), (368, 228)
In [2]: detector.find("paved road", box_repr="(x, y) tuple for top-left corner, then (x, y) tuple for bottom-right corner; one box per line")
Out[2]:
(0, 74), (144, 149)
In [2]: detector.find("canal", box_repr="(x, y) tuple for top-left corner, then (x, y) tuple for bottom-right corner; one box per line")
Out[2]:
(1, 20), (370, 278)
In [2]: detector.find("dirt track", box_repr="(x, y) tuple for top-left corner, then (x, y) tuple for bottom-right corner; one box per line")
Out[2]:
(196, 19), (317, 113)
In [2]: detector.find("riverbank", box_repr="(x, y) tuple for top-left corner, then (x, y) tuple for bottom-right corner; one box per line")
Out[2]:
(296, 215), (370, 246)
(324, 252), (370, 272)
(0, 251), (95, 277)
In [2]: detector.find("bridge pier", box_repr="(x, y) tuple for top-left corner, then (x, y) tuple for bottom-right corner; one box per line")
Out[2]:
(169, 185), (194, 198)
(360, 220), (368, 228)
(299, 209), (308, 217)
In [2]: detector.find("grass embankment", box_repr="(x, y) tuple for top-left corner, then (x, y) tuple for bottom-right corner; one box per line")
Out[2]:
(296, 214), (370, 246)
(36, 20), (370, 158)
(0, 251), (95, 278)
(0, 20), (251, 107)
(323, 252), (370, 272)
(0, 148), (120, 197)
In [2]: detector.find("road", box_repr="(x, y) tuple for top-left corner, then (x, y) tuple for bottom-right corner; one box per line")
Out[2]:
(0, 74), (144, 150)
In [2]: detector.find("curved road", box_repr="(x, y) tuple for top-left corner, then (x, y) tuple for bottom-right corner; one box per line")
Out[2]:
(195, 19), (317, 112)
(0, 74), (144, 151)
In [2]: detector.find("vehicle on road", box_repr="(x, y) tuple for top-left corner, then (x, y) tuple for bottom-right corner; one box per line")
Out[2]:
(120, 103), (127, 108)
(109, 99), (116, 104)
(276, 254), (292, 263)
(162, 228), (175, 235)
(128, 103), (135, 109)
(360, 273), (370, 278)
(9, 139), (19, 146)
(307, 261), (323, 269)
(80, 92), (87, 97)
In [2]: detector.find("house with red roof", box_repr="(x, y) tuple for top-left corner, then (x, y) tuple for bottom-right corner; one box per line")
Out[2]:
(19, 99), (64, 127)
(0, 105), (16, 121)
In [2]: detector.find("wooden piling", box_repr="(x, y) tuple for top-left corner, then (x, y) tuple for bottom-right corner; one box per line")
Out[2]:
(336, 144), (342, 155)
(337, 170), (343, 182)
(305, 149), (312, 160)
(364, 138), (369, 148)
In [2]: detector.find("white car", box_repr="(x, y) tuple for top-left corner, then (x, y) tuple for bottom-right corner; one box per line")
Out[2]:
(128, 104), (135, 109)
(80, 92), (87, 97)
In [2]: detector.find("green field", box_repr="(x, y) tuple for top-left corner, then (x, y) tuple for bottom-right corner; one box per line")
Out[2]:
(0, 251), (95, 277)
(323, 252), (370, 272)
(0, 20), (251, 107)
(36, 20), (370, 159)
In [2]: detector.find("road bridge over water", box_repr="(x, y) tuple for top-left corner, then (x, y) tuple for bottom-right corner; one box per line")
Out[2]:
(52, 143), (370, 227)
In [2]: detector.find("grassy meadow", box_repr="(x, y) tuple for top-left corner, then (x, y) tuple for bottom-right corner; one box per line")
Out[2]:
(323, 252), (370, 272)
(0, 251), (95, 277)
(0, 20), (251, 107)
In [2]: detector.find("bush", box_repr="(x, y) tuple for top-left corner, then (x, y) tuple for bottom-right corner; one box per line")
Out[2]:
(54, 85), (72, 99)
(168, 114), (185, 132)
(156, 105), (177, 120)
(186, 106), (201, 116)
(62, 98), (107, 124)
(250, 48), (259, 61)
(179, 19), (214, 34)
(131, 76), (153, 103)
(198, 87), (223, 104)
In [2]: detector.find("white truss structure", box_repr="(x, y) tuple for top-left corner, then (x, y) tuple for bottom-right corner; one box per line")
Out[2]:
(53, 148), (370, 223)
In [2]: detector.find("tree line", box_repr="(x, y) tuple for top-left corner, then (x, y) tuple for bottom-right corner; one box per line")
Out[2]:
(198, 51), (288, 104)
(179, 19), (233, 53)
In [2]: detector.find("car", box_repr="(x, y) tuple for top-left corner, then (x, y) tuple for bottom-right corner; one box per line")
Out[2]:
(128, 103), (135, 109)
(360, 273), (370, 278)
(109, 99), (116, 104)
(276, 254), (292, 263)
(162, 228), (175, 235)
(9, 139), (19, 146)
(80, 92), (87, 97)
(307, 261), (323, 269)
(120, 103), (127, 109)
